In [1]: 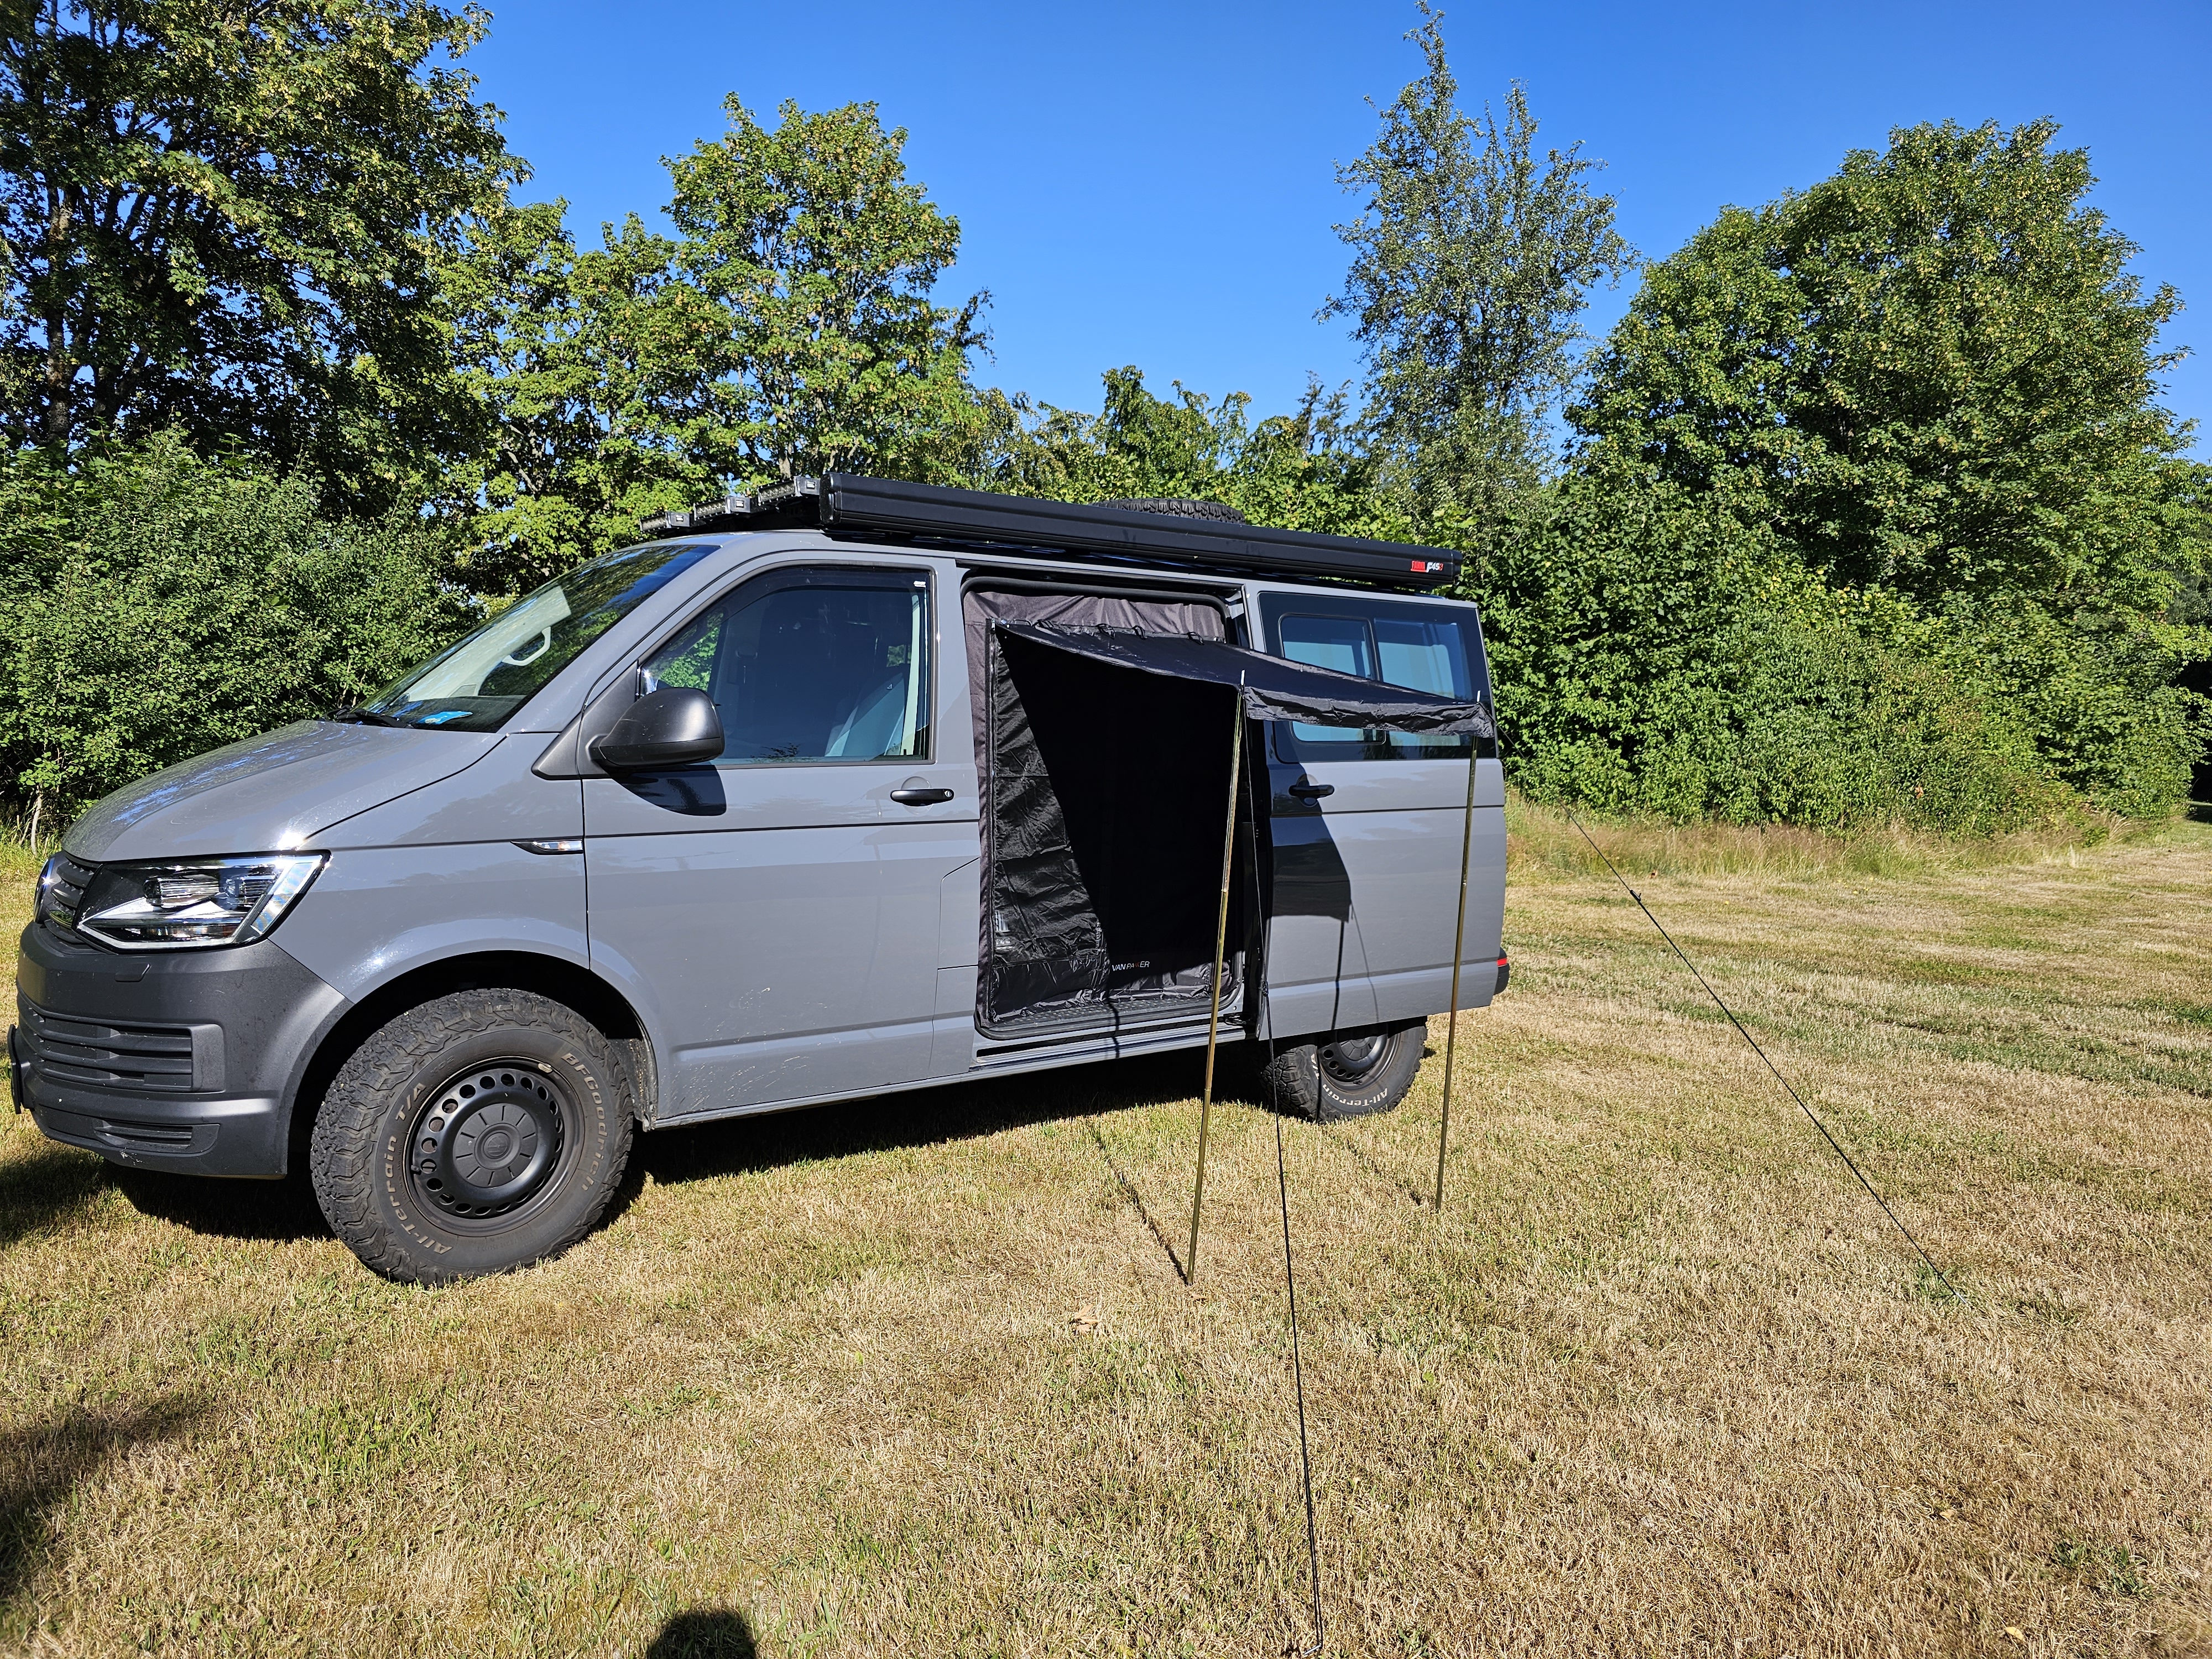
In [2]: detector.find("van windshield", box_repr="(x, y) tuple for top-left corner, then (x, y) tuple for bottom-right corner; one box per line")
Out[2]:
(346, 543), (714, 731)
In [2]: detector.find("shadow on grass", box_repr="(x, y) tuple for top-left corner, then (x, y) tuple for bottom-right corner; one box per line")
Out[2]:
(0, 1394), (205, 1599)
(634, 1047), (1224, 1190)
(629, 1046), (1270, 1279)
(78, 1042), (1275, 1258)
(1087, 1116), (1190, 1282)
(1318, 1119), (1433, 1210)
(647, 1608), (757, 1657)
(0, 1144), (111, 1251)
(106, 1167), (330, 1244)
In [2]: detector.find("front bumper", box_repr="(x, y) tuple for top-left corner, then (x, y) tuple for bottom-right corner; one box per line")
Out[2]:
(13, 921), (349, 1178)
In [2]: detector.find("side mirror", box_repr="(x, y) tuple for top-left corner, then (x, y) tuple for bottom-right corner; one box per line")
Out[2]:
(589, 686), (724, 772)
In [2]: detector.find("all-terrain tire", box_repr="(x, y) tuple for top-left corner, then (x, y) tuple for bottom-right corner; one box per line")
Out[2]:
(1102, 496), (1248, 523)
(1250, 1020), (1429, 1122)
(309, 989), (634, 1284)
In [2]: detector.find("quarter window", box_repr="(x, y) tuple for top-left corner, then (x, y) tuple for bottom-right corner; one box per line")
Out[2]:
(641, 568), (931, 764)
(1279, 614), (1376, 744)
(1263, 596), (1490, 763)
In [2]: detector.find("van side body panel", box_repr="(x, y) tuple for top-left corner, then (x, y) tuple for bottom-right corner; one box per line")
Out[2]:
(274, 841), (592, 1006)
(1245, 574), (1503, 1040)
(580, 549), (983, 1121)
(312, 734), (584, 851)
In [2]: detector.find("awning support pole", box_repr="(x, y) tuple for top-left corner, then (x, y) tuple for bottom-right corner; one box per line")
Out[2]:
(1187, 685), (1245, 1286)
(1434, 747), (1480, 1212)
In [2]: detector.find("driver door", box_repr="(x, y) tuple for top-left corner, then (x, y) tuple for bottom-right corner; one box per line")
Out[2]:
(583, 560), (978, 1120)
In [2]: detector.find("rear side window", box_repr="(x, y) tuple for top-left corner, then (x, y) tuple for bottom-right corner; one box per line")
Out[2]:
(640, 566), (931, 764)
(1261, 594), (1490, 763)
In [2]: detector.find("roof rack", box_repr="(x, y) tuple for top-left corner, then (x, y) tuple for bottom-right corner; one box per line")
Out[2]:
(636, 474), (1459, 591)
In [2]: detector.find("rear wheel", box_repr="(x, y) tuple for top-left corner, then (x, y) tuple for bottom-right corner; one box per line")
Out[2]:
(1250, 1020), (1429, 1121)
(309, 989), (634, 1284)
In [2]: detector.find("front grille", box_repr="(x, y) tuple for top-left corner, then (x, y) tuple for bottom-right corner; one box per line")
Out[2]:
(20, 1000), (197, 1093)
(100, 1118), (197, 1149)
(39, 853), (95, 933)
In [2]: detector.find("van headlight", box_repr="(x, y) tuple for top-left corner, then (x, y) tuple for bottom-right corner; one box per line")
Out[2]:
(66, 853), (327, 950)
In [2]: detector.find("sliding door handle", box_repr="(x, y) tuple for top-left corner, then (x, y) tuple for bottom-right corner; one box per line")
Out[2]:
(890, 786), (956, 806)
(1288, 781), (1334, 800)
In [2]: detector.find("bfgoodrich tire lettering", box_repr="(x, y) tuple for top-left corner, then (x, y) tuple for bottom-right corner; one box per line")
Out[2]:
(1252, 1020), (1428, 1122)
(310, 989), (634, 1284)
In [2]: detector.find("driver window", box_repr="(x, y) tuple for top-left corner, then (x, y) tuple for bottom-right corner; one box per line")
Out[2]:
(640, 568), (931, 765)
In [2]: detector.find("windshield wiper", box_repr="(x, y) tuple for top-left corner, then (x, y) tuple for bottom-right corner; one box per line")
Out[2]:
(331, 705), (406, 727)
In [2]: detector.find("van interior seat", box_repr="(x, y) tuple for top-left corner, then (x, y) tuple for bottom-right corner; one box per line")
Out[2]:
(825, 672), (910, 758)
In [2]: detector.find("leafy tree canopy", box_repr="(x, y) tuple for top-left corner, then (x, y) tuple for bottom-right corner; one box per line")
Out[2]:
(441, 96), (997, 590)
(1572, 118), (2192, 615)
(0, 0), (520, 509)
(1327, 2), (1632, 538)
(0, 436), (472, 818)
(438, 200), (722, 591)
(983, 367), (1413, 543)
(1473, 462), (2069, 833)
(667, 95), (992, 486)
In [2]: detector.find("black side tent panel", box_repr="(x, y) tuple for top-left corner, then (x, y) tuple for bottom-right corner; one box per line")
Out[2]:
(963, 588), (1250, 1039)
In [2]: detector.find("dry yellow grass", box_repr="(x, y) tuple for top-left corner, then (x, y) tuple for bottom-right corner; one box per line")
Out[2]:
(0, 816), (2207, 1657)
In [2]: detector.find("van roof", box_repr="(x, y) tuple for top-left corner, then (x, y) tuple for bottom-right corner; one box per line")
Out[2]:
(635, 473), (1460, 593)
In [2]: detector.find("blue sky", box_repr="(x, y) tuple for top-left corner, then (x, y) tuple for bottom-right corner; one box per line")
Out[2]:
(471, 1), (2210, 456)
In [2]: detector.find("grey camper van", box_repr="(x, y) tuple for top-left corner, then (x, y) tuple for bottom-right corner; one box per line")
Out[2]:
(10, 478), (1507, 1282)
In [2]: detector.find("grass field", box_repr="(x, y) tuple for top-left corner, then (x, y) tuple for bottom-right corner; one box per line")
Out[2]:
(1, 809), (2207, 1657)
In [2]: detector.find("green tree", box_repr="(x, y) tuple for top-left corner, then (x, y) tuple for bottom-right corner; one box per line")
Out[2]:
(438, 202), (726, 591)
(1573, 118), (2187, 611)
(988, 367), (1253, 505)
(0, 436), (474, 823)
(442, 96), (998, 588)
(667, 94), (992, 485)
(983, 366), (1413, 542)
(1563, 118), (2210, 817)
(0, 0), (520, 509)
(1326, 3), (1632, 538)
(1472, 462), (2064, 832)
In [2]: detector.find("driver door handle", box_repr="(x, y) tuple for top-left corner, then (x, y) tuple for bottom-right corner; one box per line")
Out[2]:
(1288, 780), (1334, 799)
(891, 786), (955, 806)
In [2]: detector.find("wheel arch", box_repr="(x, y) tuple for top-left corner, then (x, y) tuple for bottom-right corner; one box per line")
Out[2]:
(287, 951), (659, 1173)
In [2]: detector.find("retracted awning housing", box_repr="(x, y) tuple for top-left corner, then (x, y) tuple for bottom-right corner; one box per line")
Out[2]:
(640, 473), (1464, 590)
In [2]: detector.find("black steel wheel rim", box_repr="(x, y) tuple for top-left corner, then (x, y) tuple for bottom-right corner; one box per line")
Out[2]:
(1319, 1033), (1390, 1087)
(408, 1060), (571, 1231)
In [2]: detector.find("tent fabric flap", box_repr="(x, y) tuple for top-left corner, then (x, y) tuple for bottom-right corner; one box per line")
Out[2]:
(975, 596), (1249, 1039)
(992, 622), (1496, 738)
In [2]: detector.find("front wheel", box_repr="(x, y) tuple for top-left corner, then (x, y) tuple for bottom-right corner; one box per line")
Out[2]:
(1249, 1020), (1429, 1122)
(309, 989), (634, 1284)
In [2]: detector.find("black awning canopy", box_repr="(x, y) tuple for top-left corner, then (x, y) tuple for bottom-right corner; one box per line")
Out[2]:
(982, 617), (1495, 1279)
(993, 621), (1496, 739)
